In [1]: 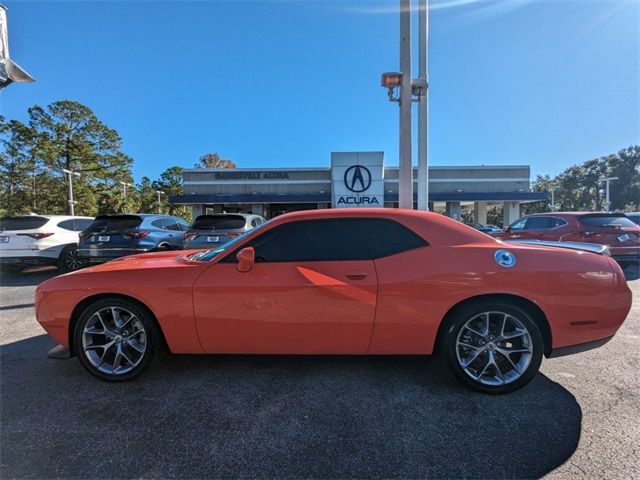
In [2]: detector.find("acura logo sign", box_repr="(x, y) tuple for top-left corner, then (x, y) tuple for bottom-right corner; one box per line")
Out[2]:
(344, 165), (372, 193)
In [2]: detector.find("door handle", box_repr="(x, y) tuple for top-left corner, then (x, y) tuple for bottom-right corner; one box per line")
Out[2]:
(346, 272), (368, 280)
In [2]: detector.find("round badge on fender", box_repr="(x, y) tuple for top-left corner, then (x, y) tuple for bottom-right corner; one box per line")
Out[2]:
(494, 249), (516, 268)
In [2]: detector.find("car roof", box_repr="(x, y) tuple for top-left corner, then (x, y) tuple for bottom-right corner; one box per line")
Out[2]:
(0, 215), (94, 220)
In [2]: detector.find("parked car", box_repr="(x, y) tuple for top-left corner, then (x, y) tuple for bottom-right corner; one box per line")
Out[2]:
(77, 214), (190, 264)
(625, 212), (640, 225)
(465, 222), (502, 234)
(0, 215), (94, 274)
(36, 208), (631, 394)
(494, 212), (640, 268)
(184, 213), (266, 249)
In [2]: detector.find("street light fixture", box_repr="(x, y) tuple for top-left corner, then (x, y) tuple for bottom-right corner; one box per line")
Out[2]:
(155, 190), (164, 214)
(62, 169), (81, 216)
(603, 177), (619, 212)
(119, 181), (133, 207)
(549, 186), (559, 212)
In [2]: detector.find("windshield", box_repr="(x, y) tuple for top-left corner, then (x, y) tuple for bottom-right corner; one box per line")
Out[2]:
(189, 220), (271, 261)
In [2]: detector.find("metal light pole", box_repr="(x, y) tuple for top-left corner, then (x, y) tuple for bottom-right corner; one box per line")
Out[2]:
(549, 186), (558, 212)
(417, 0), (429, 211)
(155, 190), (164, 214)
(62, 169), (80, 216)
(119, 181), (133, 206)
(398, 0), (413, 209)
(604, 177), (619, 212)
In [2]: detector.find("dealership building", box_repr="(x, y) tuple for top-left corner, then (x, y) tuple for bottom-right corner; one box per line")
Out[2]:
(169, 151), (546, 226)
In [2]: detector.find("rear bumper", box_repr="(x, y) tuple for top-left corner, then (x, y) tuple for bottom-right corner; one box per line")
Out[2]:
(611, 253), (639, 265)
(0, 256), (58, 267)
(78, 247), (150, 263)
(547, 335), (613, 358)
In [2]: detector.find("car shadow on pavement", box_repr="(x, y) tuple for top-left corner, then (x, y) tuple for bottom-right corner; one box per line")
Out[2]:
(1, 335), (581, 479)
(0, 266), (58, 287)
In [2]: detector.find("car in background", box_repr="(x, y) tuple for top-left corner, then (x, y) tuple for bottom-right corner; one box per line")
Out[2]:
(465, 222), (502, 234)
(184, 213), (266, 249)
(495, 212), (640, 268)
(0, 215), (94, 274)
(625, 212), (640, 225)
(78, 214), (190, 264)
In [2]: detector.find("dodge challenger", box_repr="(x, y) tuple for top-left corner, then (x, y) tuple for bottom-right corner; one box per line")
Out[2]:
(35, 209), (632, 393)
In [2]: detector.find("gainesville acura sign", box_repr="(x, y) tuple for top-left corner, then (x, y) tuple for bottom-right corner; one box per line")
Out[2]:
(332, 152), (384, 208)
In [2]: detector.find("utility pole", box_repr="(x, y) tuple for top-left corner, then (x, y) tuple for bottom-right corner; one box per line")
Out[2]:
(155, 190), (164, 214)
(549, 186), (558, 212)
(398, 0), (413, 209)
(62, 168), (80, 216)
(604, 177), (618, 212)
(417, 0), (429, 211)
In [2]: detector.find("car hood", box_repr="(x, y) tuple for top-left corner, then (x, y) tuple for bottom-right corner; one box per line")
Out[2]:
(73, 249), (206, 274)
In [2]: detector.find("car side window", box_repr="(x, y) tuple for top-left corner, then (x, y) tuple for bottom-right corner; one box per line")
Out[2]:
(164, 219), (182, 231)
(178, 220), (190, 231)
(151, 219), (166, 229)
(362, 219), (427, 258)
(509, 218), (527, 231)
(525, 217), (552, 230)
(251, 218), (261, 228)
(57, 219), (76, 231)
(234, 219), (371, 262)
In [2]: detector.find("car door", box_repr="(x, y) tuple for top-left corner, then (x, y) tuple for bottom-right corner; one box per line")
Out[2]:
(517, 216), (552, 240)
(192, 218), (378, 354)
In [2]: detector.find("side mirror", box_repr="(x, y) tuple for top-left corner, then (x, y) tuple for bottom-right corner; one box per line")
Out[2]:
(236, 247), (255, 273)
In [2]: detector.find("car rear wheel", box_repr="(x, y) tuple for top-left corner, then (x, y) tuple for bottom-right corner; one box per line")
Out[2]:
(74, 298), (160, 381)
(444, 301), (543, 394)
(57, 244), (84, 273)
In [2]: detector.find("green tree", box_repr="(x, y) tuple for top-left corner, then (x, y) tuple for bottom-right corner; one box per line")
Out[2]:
(0, 117), (37, 215)
(194, 152), (236, 169)
(137, 176), (159, 214)
(27, 100), (134, 215)
(153, 166), (191, 222)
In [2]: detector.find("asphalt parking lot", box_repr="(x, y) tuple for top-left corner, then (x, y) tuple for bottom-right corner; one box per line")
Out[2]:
(1, 267), (639, 479)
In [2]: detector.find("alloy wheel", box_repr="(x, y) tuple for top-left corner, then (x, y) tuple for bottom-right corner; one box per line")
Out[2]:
(455, 311), (533, 386)
(81, 306), (147, 375)
(64, 247), (81, 271)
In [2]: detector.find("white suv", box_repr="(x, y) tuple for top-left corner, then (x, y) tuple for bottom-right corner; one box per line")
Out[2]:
(0, 215), (94, 274)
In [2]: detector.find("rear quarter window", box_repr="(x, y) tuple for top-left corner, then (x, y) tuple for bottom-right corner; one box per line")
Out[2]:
(0, 216), (49, 230)
(362, 219), (428, 258)
(579, 215), (637, 228)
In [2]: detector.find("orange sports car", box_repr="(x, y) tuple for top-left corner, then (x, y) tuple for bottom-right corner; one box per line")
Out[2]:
(35, 209), (632, 393)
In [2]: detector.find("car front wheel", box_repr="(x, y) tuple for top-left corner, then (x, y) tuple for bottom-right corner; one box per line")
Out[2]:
(74, 298), (160, 381)
(444, 301), (543, 394)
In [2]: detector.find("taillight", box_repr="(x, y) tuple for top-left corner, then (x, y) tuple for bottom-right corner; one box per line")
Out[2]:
(79, 232), (91, 240)
(17, 232), (54, 240)
(125, 231), (149, 239)
(184, 232), (198, 241)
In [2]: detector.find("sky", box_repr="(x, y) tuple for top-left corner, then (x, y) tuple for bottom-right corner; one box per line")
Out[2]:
(1, 0), (638, 183)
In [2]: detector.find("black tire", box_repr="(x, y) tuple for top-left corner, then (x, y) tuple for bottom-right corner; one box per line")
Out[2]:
(57, 244), (84, 273)
(443, 300), (543, 394)
(74, 297), (162, 381)
(153, 243), (171, 252)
